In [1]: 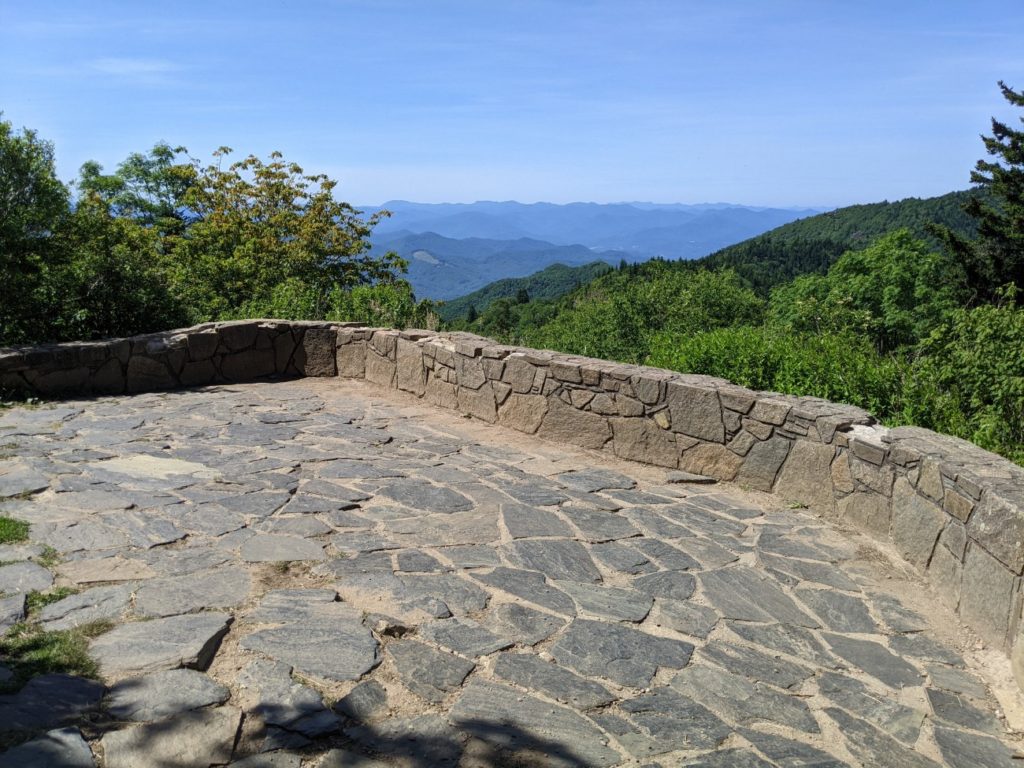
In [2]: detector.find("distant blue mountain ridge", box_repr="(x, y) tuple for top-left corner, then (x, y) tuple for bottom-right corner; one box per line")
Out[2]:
(364, 200), (824, 300)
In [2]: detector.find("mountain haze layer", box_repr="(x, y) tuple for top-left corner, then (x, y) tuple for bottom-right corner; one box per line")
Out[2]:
(365, 200), (822, 299)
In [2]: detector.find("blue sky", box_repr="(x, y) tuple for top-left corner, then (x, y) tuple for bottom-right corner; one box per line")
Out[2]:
(2, 1), (1022, 208)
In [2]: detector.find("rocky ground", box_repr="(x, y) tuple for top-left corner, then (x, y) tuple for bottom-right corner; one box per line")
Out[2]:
(0, 378), (1021, 767)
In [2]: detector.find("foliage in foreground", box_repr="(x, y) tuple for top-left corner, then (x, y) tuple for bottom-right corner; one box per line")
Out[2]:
(0, 516), (29, 545)
(0, 125), (433, 346)
(0, 620), (110, 692)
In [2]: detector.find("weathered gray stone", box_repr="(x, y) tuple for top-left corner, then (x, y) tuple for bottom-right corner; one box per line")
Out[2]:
(672, 664), (819, 732)
(135, 568), (250, 617)
(890, 477), (944, 568)
(551, 618), (693, 687)
(933, 725), (1017, 768)
(926, 688), (1003, 734)
(0, 674), (104, 733)
(774, 440), (836, 511)
(346, 713), (462, 766)
(618, 687), (731, 754)
(492, 652), (614, 709)
(699, 641), (814, 689)
(240, 600), (379, 682)
(418, 618), (511, 657)
(823, 633), (923, 689)
(759, 551), (861, 591)
(102, 705), (242, 768)
(450, 681), (621, 767)
(666, 382), (724, 442)
(237, 658), (337, 736)
(960, 543), (1016, 646)
(502, 503), (571, 538)
(794, 587), (876, 633)
(497, 393), (548, 433)
(38, 584), (132, 632)
(735, 436), (791, 491)
(632, 570), (696, 602)
(554, 580), (652, 622)
(0, 461), (50, 497)
(240, 534), (325, 562)
(739, 729), (848, 768)
(0, 727), (95, 768)
(554, 469), (635, 493)
(872, 594), (930, 633)
(699, 566), (818, 627)
(818, 671), (925, 744)
(90, 612), (232, 678)
(968, 489), (1024, 574)
(0, 560), (53, 594)
(889, 632), (963, 666)
(504, 539), (601, 582)
(927, 664), (989, 699)
(106, 669), (229, 722)
(823, 707), (940, 768)
(727, 621), (836, 669)
(377, 479), (474, 513)
(651, 599), (718, 638)
(334, 679), (389, 721)
(611, 417), (677, 466)
(389, 640), (475, 702)
(537, 397), (611, 450)
(488, 603), (566, 645)
(679, 749), (774, 768)
(0, 593), (25, 632)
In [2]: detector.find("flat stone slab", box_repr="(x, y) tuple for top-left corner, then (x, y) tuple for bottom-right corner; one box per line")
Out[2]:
(0, 560), (53, 594)
(551, 618), (694, 687)
(39, 585), (132, 632)
(239, 599), (379, 682)
(106, 669), (230, 722)
(90, 612), (232, 678)
(450, 680), (621, 767)
(0, 727), (94, 768)
(101, 705), (242, 768)
(0, 674), (104, 733)
(389, 640), (475, 702)
(240, 534), (325, 562)
(0, 593), (25, 632)
(492, 652), (615, 709)
(134, 568), (251, 617)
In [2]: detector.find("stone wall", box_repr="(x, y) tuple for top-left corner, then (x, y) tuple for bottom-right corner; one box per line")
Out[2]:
(4, 320), (1024, 679)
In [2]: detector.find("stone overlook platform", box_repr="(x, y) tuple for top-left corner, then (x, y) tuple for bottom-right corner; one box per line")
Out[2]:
(0, 321), (1023, 766)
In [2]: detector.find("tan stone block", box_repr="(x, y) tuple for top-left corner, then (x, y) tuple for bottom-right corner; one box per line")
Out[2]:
(830, 451), (855, 494)
(396, 339), (425, 395)
(503, 356), (536, 393)
(219, 348), (275, 382)
(456, 354), (487, 389)
(180, 359), (217, 387)
(653, 409), (671, 430)
(736, 436), (791, 492)
(666, 382), (724, 442)
(943, 489), (974, 523)
(300, 328), (338, 377)
(678, 443), (743, 481)
(890, 477), (945, 568)
(917, 457), (945, 502)
(425, 376), (457, 410)
(458, 383), (497, 423)
(617, 396), (645, 417)
(928, 544), (962, 612)
(537, 396), (611, 450)
(837, 492), (891, 539)
(127, 355), (176, 392)
(610, 418), (677, 467)
(569, 389), (595, 409)
(589, 393), (617, 415)
(337, 341), (366, 378)
(774, 440), (837, 513)
(498, 393), (548, 434)
(364, 351), (396, 388)
(961, 543), (1016, 647)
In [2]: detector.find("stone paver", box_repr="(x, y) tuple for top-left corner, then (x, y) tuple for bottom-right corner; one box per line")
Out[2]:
(0, 378), (1021, 766)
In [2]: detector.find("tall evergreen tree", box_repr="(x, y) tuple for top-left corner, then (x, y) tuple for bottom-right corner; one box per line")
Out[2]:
(935, 81), (1024, 302)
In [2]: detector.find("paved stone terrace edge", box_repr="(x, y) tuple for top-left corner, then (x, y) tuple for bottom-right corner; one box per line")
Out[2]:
(2, 319), (1024, 688)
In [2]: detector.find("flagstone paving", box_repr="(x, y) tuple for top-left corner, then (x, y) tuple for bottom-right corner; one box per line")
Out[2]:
(0, 378), (1022, 766)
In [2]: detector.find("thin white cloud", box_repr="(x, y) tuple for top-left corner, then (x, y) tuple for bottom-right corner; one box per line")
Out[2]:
(90, 57), (179, 77)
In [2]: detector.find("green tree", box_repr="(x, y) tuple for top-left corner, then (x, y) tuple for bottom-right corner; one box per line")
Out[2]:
(0, 118), (70, 343)
(769, 230), (966, 351)
(934, 81), (1024, 302)
(173, 148), (406, 322)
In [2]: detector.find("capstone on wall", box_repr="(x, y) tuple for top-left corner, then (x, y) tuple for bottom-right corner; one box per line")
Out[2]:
(4, 320), (1024, 684)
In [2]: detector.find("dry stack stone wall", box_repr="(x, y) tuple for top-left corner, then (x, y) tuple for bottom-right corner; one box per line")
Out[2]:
(4, 320), (1024, 683)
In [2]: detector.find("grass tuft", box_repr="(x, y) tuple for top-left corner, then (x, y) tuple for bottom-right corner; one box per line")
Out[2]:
(0, 517), (29, 545)
(25, 587), (78, 615)
(0, 620), (112, 692)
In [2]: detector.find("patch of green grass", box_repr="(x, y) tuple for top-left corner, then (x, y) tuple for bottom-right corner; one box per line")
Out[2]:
(0, 517), (29, 545)
(34, 546), (60, 569)
(0, 619), (112, 692)
(25, 587), (77, 615)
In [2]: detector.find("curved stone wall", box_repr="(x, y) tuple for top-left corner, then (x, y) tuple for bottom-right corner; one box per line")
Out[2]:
(4, 320), (1024, 677)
